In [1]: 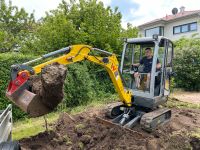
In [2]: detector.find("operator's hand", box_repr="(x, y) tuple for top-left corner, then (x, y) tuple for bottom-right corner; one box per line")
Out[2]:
(132, 63), (140, 67)
(132, 64), (136, 67)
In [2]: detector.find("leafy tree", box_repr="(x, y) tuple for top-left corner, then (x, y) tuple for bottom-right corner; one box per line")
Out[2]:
(174, 37), (200, 91)
(0, 0), (35, 52)
(0, 0), (139, 54)
(27, 0), (123, 54)
(26, 13), (79, 54)
(121, 23), (138, 39)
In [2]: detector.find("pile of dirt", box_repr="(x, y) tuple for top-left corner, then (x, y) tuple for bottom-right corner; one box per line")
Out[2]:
(27, 63), (67, 117)
(20, 106), (200, 150)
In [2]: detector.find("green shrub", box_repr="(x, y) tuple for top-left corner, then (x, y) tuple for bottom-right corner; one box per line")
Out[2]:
(0, 53), (35, 120)
(64, 62), (95, 106)
(174, 37), (200, 91)
(63, 61), (114, 107)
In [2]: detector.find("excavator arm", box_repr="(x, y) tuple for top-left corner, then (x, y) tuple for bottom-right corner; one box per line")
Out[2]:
(33, 45), (132, 105)
(6, 45), (132, 117)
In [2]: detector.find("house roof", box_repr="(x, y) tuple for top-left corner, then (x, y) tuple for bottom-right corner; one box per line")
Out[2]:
(139, 9), (200, 28)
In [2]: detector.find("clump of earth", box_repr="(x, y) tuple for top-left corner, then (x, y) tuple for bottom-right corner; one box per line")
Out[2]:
(20, 105), (200, 150)
(27, 62), (67, 117)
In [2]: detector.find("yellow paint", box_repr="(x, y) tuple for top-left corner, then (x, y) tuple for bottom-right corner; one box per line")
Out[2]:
(165, 79), (169, 90)
(31, 45), (132, 106)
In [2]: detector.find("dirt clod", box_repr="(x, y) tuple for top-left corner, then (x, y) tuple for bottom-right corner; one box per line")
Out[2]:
(80, 135), (92, 144)
(40, 63), (67, 109)
(28, 63), (67, 116)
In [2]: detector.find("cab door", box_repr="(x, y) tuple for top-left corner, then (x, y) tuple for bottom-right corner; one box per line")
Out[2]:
(120, 43), (134, 88)
(163, 40), (174, 96)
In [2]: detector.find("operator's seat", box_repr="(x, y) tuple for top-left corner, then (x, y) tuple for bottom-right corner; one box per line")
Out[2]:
(137, 66), (161, 96)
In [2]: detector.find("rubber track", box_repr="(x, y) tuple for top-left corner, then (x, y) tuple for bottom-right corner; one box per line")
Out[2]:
(140, 108), (171, 131)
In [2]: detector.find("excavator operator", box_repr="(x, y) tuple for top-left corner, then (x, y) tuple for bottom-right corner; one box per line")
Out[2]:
(132, 47), (161, 89)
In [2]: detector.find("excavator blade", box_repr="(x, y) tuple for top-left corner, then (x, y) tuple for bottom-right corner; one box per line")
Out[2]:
(95, 116), (146, 138)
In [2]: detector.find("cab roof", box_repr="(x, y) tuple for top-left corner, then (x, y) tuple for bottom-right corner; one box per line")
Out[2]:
(126, 36), (172, 44)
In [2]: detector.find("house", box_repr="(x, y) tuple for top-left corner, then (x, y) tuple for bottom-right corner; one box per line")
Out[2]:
(138, 7), (200, 41)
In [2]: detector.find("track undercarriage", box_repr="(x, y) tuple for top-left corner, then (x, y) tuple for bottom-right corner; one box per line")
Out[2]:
(104, 103), (171, 131)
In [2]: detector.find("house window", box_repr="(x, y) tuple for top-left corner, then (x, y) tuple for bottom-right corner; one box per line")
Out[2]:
(190, 22), (197, 31)
(174, 26), (181, 34)
(182, 25), (189, 32)
(173, 22), (197, 34)
(145, 26), (164, 37)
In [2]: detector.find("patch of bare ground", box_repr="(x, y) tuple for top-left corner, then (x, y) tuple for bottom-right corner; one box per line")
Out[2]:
(20, 105), (200, 150)
(171, 91), (200, 104)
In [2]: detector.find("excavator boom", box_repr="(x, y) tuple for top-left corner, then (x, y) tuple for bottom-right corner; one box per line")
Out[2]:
(6, 45), (132, 117)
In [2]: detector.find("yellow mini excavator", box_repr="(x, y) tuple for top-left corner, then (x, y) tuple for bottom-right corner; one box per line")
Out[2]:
(6, 35), (174, 130)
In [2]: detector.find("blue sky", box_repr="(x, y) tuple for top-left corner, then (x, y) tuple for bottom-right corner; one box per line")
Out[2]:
(110, 0), (139, 21)
(8, 0), (200, 28)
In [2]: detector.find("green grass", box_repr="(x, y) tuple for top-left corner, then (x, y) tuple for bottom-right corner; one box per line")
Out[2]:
(13, 112), (59, 140)
(191, 128), (200, 139)
(12, 95), (117, 140)
(65, 95), (117, 114)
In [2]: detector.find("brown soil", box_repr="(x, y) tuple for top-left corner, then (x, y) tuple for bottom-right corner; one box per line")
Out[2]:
(27, 63), (67, 117)
(171, 91), (200, 104)
(20, 105), (200, 150)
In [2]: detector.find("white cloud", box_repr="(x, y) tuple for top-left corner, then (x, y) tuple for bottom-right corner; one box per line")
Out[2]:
(127, 0), (200, 27)
(98, 0), (111, 6)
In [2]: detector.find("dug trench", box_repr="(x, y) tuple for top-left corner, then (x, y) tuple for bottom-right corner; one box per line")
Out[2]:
(19, 105), (200, 150)
(20, 64), (200, 150)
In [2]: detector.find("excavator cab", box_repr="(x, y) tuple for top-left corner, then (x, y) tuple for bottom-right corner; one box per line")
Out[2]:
(120, 35), (174, 109)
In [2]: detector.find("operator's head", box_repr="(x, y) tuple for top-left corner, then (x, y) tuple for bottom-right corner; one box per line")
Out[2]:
(145, 48), (152, 58)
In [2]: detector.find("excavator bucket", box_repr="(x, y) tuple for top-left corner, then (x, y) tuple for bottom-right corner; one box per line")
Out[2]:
(6, 87), (52, 117)
(6, 63), (67, 117)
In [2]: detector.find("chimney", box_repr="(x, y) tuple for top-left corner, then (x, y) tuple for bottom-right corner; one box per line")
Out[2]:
(180, 6), (185, 13)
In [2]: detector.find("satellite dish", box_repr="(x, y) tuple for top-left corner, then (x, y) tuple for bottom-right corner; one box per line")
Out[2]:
(172, 8), (178, 15)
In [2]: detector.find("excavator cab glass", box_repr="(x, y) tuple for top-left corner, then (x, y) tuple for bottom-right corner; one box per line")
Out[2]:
(120, 36), (174, 108)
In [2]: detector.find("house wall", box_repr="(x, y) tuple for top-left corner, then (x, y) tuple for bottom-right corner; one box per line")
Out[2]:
(164, 16), (200, 40)
(139, 15), (200, 41)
